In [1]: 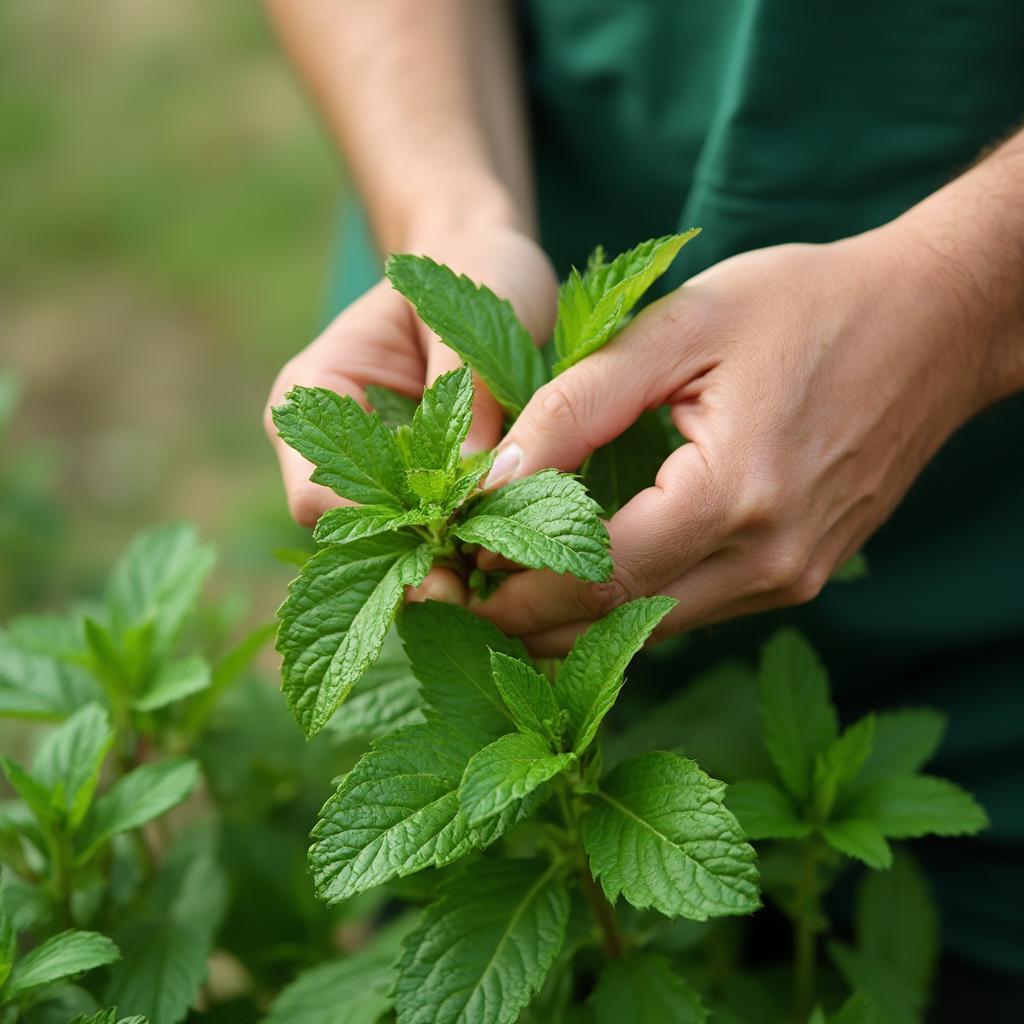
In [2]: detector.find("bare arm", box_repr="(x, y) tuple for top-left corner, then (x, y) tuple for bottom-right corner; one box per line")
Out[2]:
(264, 0), (536, 251)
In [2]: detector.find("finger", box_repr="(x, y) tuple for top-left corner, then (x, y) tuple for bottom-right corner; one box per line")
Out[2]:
(483, 293), (710, 489)
(407, 567), (467, 606)
(473, 443), (729, 635)
(476, 549), (521, 572)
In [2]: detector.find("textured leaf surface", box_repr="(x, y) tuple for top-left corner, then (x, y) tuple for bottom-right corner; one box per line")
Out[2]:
(105, 523), (215, 656)
(326, 636), (424, 741)
(410, 366), (474, 476)
(591, 953), (707, 1024)
(459, 733), (574, 826)
(490, 652), (562, 743)
(386, 255), (546, 417)
(393, 860), (569, 1024)
(725, 780), (811, 840)
(583, 752), (759, 920)
(5, 929), (120, 997)
(453, 470), (611, 582)
(399, 602), (527, 735)
(855, 709), (945, 783)
(843, 775), (988, 839)
(821, 819), (892, 870)
(310, 719), (520, 904)
(757, 630), (838, 800)
(104, 919), (208, 1024)
(32, 703), (113, 828)
(553, 231), (700, 372)
(272, 386), (410, 507)
(70, 1011), (149, 1024)
(313, 505), (431, 546)
(278, 536), (432, 736)
(77, 759), (200, 858)
(556, 597), (676, 753)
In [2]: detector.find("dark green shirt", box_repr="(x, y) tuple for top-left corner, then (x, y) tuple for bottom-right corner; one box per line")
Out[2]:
(327, 0), (1024, 974)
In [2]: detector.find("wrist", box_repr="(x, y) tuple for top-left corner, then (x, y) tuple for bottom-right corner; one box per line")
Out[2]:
(377, 175), (527, 255)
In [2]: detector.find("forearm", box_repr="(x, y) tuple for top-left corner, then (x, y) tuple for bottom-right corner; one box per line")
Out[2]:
(264, 0), (535, 251)
(888, 126), (1024, 411)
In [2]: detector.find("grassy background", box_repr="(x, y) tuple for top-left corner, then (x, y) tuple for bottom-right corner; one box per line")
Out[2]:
(1, 0), (341, 619)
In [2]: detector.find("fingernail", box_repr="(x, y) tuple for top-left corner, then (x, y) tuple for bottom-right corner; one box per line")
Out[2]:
(483, 443), (522, 489)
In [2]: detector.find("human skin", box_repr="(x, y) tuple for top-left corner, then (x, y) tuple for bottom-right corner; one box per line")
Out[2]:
(474, 129), (1024, 653)
(265, 3), (1023, 645)
(262, 0), (557, 604)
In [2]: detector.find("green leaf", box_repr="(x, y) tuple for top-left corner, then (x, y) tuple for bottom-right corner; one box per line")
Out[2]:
(556, 597), (676, 753)
(583, 752), (759, 920)
(829, 943), (919, 1024)
(399, 602), (527, 736)
(410, 366), (474, 477)
(103, 919), (207, 1024)
(325, 634), (424, 742)
(70, 1011), (149, 1024)
(553, 231), (700, 373)
(591, 952), (707, 1024)
(278, 535), (433, 737)
(453, 470), (611, 582)
(77, 759), (200, 859)
(1, 758), (55, 830)
(365, 384), (418, 428)
(264, 946), (395, 1024)
(393, 859), (569, 1024)
(855, 709), (945, 783)
(757, 630), (838, 801)
(105, 524), (215, 657)
(831, 992), (880, 1024)
(386, 255), (547, 417)
(584, 411), (673, 516)
(725, 780), (812, 840)
(490, 652), (563, 744)
(404, 468), (450, 504)
(313, 505), (431, 546)
(856, 852), (938, 997)
(0, 630), (99, 720)
(4, 930), (120, 998)
(31, 703), (113, 828)
(459, 733), (574, 826)
(813, 715), (876, 818)
(272, 386), (410, 508)
(842, 775), (988, 839)
(821, 820), (892, 869)
(133, 656), (211, 713)
(831, 551), (869, 582)
(0, 873), (15, 988)
(310, 719), (525, 904)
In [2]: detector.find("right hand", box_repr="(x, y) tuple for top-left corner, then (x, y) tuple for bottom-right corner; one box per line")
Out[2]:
(263, 225), (558, 597)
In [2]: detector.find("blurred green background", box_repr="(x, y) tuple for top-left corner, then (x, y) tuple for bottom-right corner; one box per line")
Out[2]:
(1, 0), (340, 620)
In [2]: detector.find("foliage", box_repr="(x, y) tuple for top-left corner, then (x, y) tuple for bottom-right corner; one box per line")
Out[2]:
(0, 233), (990, 1023)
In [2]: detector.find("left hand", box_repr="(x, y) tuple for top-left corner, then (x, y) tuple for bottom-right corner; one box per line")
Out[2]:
(472, 223), (989, 654)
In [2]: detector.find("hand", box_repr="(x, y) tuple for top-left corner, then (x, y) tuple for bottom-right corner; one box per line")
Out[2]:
(473, 225), (990, 654)
(264, 224), (558, 599)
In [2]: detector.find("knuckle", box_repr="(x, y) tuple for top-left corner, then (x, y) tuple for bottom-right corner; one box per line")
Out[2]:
(786, 565), (829, 606)
(755, 537), (810, 593)
(534, 373), (594, 443)
(730, 474), (787, 532)
(579, 570), (633, 619)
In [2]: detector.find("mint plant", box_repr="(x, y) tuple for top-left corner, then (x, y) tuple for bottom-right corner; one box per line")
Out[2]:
(267, 231), (990, 1024)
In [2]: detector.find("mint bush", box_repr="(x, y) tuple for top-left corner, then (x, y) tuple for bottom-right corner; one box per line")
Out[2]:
(0, 232), (989, 1023)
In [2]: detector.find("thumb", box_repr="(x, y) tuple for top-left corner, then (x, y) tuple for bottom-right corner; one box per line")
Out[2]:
(483, 325), (667, 489)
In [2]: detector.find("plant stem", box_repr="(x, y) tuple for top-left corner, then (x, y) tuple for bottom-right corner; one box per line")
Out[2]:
(580, 865), (626, 959)
(792, 837), (823, 1022)
(554, 778), (627, 959)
